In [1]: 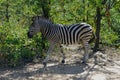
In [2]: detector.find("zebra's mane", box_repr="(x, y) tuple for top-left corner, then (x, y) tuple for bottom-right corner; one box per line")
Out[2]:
(33, 16), (53, 24)
(32, 16), (64, 28)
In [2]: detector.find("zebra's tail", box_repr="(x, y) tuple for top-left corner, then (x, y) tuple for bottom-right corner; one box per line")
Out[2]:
(88, 32), (96, 43)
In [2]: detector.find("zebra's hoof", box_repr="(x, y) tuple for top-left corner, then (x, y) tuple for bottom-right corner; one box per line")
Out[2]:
(43, 62), (47, 68)
(61, 59), (65, 64)
(82, 61), (86, 64)
(82, 60), (88, 65)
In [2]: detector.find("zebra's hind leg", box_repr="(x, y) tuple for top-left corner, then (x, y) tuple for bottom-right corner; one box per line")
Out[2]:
(82, 41), (90, 63)
(60, 45), (66, 64)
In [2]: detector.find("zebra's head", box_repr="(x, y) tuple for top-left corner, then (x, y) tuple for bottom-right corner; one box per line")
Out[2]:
(28, 16), (53, 38)
(28, 16), (41, 38)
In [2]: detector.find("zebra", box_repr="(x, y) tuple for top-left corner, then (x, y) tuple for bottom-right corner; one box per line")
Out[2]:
(27, 16), (95, 69)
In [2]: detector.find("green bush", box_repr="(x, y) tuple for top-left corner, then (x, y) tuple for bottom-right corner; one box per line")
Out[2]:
(20, 47), (36, 62)
(100, 26), (119, 47)
(0, 23), (45, 67)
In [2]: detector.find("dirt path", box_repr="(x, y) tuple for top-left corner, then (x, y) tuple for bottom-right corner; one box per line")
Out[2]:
(0, 47), (120, 80)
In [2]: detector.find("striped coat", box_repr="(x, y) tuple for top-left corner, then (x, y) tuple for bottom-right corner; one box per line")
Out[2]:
(28, 16), (95, 69)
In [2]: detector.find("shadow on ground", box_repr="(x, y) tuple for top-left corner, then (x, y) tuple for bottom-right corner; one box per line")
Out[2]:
(0, 62), (96, 80)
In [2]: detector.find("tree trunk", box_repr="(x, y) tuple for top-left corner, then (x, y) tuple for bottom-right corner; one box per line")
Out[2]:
(93, 7), (102, 52)
(6, 1), (9, 22)
(41, 0), (51, 19)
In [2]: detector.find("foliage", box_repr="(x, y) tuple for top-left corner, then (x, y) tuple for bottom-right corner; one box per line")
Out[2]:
(101, 26), (119, 46)
(0, 0), (120, 67)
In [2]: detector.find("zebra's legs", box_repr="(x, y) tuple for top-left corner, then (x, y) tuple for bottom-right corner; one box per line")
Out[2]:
(83, 41), (89, 63)
(60, 46), (65, 64)
(43, 42), (55, 69)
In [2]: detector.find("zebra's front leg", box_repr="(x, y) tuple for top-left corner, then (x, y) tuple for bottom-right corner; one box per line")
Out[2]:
(43, 42), (54, 70)
(83, 41), (89, 63)
(60, 46), (66, 64)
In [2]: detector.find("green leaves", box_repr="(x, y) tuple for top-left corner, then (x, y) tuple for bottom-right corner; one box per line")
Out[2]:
(101, 26), (119, 46)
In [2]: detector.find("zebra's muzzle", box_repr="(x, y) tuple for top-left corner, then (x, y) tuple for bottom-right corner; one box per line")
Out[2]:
(27, 32), (33, 38)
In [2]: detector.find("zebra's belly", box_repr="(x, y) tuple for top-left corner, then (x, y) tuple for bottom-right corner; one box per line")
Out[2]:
(61, 44), (83, 50)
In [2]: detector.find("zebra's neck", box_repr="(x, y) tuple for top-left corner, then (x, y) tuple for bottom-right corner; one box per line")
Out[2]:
(38, 19), (51, 31)
(39, 20), (61, 38)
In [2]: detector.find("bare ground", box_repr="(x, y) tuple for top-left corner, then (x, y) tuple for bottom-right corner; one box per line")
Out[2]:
(0, 47), (120, 80)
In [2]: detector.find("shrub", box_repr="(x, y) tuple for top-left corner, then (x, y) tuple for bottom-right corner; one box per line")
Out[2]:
(0, 23), (46, 67)
(100, 26), (119, 47)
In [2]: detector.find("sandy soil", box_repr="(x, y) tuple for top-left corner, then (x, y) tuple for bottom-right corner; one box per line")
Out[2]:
(0, 47), (120, 80)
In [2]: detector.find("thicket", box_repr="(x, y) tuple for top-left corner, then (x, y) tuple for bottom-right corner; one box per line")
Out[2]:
(0, 0), (120, 67)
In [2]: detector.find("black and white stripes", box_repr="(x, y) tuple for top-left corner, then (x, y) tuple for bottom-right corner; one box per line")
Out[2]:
(28, 16), (95, 69)
(58, 23), (93, 45)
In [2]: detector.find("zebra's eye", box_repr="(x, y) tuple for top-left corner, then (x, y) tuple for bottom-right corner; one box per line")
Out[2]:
(32, 25), (36, 28)
(30, 30), (34, 33)
(31, 23), (35, 27)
